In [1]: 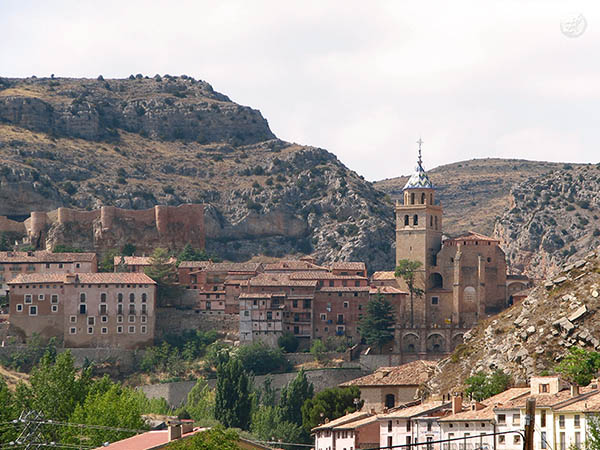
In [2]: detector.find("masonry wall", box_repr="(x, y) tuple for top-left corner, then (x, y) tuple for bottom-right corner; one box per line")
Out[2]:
(154, 307), (239, 339)
(0, 216), (26, 234)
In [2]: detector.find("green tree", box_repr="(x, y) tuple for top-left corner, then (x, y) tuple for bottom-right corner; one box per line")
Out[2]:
(251, 405), (304, 444)
(0, 232), (12, 251)
(395, 259), (424, 327)
(99, 249), (119, 272)
(279, 370), (314, 426)
(358, 294), (395, 353)
(278, 332), (300, 353)
(176, 244), (219, 264)
(587, 415), (600, 450)
(165, 426), (241, 449)
(215, 358), (252, 430)
(0, 379), (18, 443)
(301, 386), (362, 433)
(185, 378), (218, 426)
(236, 341), (290, 375)
(555, 347), (600, 386)
(310, 339), (328, 363)
(65, 384), (147, 447)
(144, 248), (180, 306)
(465, 370), (511, 401)
(121, 243), (136, 256)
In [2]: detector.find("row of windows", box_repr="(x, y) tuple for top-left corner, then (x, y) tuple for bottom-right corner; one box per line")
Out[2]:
(80, 292), (148, 303)
(24, 294), (59, 303)
(15, 304), (57, 315)
(70, 314), (147, 324)
(0, 263), (80, 271)
(402, 214), (440, 230)
(77, 303), (148, 315)
(68, 325), (147, 335)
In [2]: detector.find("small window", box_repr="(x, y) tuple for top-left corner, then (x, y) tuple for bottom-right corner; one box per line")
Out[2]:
(512, 413), (520, 426)
(51, 305), (58, 313)
(514, 435), (521, 444)
(540, 383), (549, 393)
(117, 325), (123, 334)
(141, 325), (147, 334)
(29, 305), (37, 316)
(70, 315), (77, 323)
(100, 293), (107, 303)
(16, 304), (23, 312)
(128, 315), (135, 323)
(87, 327), (94, 334)
(25, 295), (32, 304)
(101, 327), (108, 334)
(69, 327), (76, 335)
(497, 414), (506, 424)
(343, 301), (349, 308)
(75, 263), (80, 268)
(80, 293), (86, 303)
(413, 214), (419, 225)
(541, 431), (547, 449)
(498, 436), (505, 444)
(320, 313), (326, 320)
(129, 293), (135, 303)
(118, 293), (123, 303)
(51, 294), (59, 304)
(88, 317), (95, 326)
(575, 414), (580, 428)
(142, 293), (147, 303)
(128, 325), (135, 334)
(141, 315), (147, 323)
(117, 315), (123, 323)
(559, 415), (565, 428)
(431, 296), (439, 305)
(101, 316), (108, 323)
(38, 294), (45, 301)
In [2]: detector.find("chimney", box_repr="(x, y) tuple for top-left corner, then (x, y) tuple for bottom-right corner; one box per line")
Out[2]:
(452, 395), (462, 414)
(181, 420), (194, 434)
(571, 385), (580, 397)
(168, 424), (182, 441)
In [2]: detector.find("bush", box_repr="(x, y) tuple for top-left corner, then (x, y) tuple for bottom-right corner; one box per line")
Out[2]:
(278, 332), (299, 353)
(236, 342), (290, 375)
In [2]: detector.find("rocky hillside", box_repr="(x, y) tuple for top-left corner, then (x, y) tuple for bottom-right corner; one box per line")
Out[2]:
(495, 164), (600, 278)
(426, 249), (600, 395)
(0, 76), (393, 270)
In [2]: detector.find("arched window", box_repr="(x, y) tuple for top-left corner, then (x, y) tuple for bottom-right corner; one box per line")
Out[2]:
(142, 293), (147, 303)
(421, 192), (426, 204)
(385, 394), (396, 409)
(411, 193), (415, 204)
(429, 273), (443, 289)
(129, 293), (135, 303)
(79, 293), (86, 303)
(100, 293), (107, 303)
(404, 215), (409, 226)
(413, 214), (418, 226)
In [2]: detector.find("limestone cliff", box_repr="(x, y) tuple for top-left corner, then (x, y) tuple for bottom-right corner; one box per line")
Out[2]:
(0, 76), (393, 270)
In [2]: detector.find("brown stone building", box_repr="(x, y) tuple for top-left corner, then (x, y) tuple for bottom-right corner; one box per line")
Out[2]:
(0, 251), (97, 295)
(8, 272), (156, 349)
(393, 148), (517, 357)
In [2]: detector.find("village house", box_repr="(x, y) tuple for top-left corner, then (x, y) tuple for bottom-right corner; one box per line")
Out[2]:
(0, 250), (97, 295)
(313, 410), (380, 450)
(341, 360), (436, 412)
(8, 272), (156, 349)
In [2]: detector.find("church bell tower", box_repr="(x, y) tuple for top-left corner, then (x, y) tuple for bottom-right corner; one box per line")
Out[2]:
(395, 139), (443, 275)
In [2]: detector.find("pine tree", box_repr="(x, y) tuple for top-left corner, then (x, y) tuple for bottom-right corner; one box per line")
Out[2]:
(144, 248), (180, 306)
(215, 358), (252, 430)
(359, 293), (396, 353)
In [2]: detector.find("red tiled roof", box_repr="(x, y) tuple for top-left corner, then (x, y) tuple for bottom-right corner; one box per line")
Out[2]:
(341, 360), (436, 387)
(178, 261), (213, 269)
(248, 273), (317, 287)
(371, 271), (396, 281)
(113, 256), (152, 266)
(264, 260), (328, 272)
(438, 405), (495, 422)
(97, 427), (204, 450)
(312, 411), (372, 431)
(379, 401), (449, 419)
(318, 286), (371, 292)
(330, 262), (367, 271)
(495, 387), (599, 410)
(9, 272), (156, 285)
(0, 251), (96, 263)
(289, 272), (367, 280)
(445, 231), (499, 243)
(334, 414), (378, 430)
(370, 286), (408, 295)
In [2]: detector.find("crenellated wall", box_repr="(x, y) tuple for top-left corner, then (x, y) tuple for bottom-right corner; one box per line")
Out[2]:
(0, 204), (205, 253)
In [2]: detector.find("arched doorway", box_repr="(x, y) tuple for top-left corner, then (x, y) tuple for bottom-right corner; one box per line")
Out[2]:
(429, 273), (443, 289)
(426, 334), (445, 353)
(402, 333), (419, 353)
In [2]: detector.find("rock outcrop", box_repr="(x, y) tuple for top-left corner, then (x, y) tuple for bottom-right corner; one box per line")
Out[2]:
(426, 248), (600, 395)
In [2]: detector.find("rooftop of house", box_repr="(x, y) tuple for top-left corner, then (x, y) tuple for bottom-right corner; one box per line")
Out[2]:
(494, 386), (599, 410)
(438, 404), (495, 422)
(246, 272), (318, 287)
(333, 414), (379, 430)
(371, 271), (396, 281)
(264, 260), (329, 272)
(8, 272), (156, 285)
(189, 262), (264, 272)
(312, 410), (373, 431)
(378, 401), (449, 419)
(330, 262), (367, 271)
(318, 286), (371, 292)
(555, 390), (600, 412)
(369, 286), (407, 295)
(341, 360), (436, 387)
(96, 427), (204, 450)
(288, 271), (367, 280)
(444, 231), (499, 244)
(113, 256), (154, 266)
(0, 250), (96, 263)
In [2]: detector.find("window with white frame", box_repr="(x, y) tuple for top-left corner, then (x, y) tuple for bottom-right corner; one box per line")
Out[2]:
(128, 315), (135, 323)
(141, 315), (147, 323)
(29, 305), (37, 316)
(87, 327), (94, 334)
(51, 305), (58, 313)
(69, 327), (76, 335)
(25, 295), (32, 304)
(101, 316), (108, 323)
(16, 304), (23, 312)
(101, 327), (108, 334)
(128, 326), (135, 333)
(51, 294), (59, 304)
(88, 317), (95, 326)
(80, 293), (86, 303)
(141, 325), (147, 334)
(38, 294), (45, 301)
(117, 315), (123, 323)
(117, 326), (123, 334)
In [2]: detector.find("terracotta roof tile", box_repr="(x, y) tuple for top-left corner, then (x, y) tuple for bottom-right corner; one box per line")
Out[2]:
(178, 261), (213, 269)
(9, 272), (156, 285)
(248, 273), (317, 287)
(439, 405), (495, 422)
(371, 271), (397, 281)
(370, 286), (408, 295)
(446, 231), (499, 243)
(312, 411), (372, 431)
(379, 401), (449, 419)
(318, 286), (371, 292)
(289, 272), (367, 280)
(264, 260), (328, 272)
(341, 360), (436, 387)
(333, 414), (378, 430)
(113, 256), (153, 266)
(0, 251), (96, 263)
(330, 262), (367, 271)
(98, 427), (204, 450)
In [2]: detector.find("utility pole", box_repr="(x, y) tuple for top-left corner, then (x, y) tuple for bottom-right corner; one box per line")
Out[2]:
(524, 398), (536, 450)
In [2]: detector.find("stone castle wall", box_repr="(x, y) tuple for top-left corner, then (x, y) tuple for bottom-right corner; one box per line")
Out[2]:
(0, 216), (25, 234)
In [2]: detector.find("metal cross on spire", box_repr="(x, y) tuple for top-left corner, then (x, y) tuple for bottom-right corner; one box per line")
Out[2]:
(416, 137), (424, 165)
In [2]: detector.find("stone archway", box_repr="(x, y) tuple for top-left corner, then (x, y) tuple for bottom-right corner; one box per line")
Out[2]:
(426, 333), (445, 353)
(402, 333), (420, 353)
(429, 273), (443, 289)
(451, 333), (464, 351)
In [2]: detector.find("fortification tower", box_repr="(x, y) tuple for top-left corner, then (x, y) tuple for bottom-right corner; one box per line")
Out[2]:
(395, 140), (443, 280)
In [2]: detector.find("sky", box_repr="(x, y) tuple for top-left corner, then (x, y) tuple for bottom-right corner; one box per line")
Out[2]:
(1, 0), (599, 181)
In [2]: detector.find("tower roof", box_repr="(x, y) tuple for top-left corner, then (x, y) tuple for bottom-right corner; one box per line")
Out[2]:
(403, 139), (434, 190)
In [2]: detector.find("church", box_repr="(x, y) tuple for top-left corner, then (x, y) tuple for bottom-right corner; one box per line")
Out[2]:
(382, 143), (530, 358)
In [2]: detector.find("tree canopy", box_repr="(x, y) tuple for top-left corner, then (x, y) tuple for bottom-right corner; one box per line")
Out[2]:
(555, 347), (600, 386)
(395, 259), (424, 327)
(215, 358), (252, 430)
(144, 247), (180, 305)
(358, 294), (395, 352)
(465, 370), (511, 401)
(301, 386), (362, 433)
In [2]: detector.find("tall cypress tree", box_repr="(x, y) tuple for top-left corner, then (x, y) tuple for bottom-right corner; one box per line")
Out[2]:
(215, 358), (252, 429)
(278, 369), (314, 426)
(359, 293), (396, 353)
